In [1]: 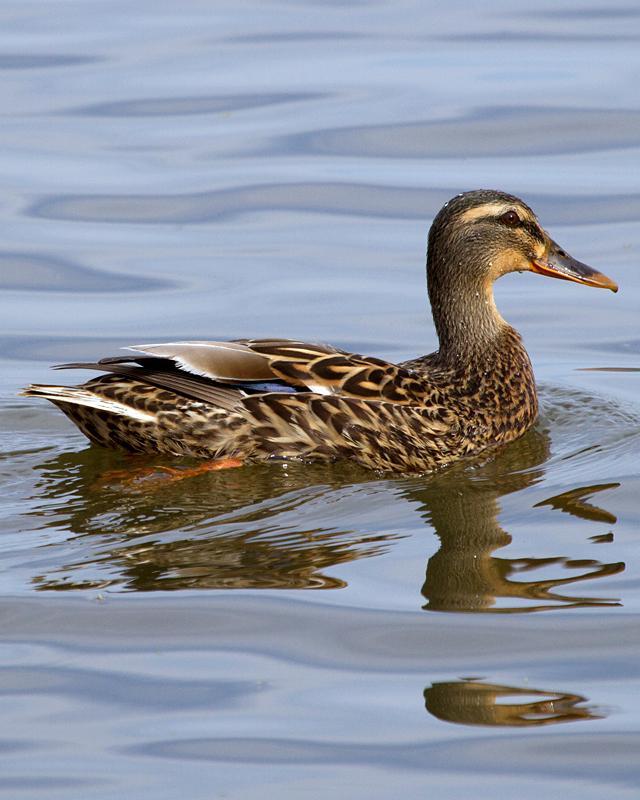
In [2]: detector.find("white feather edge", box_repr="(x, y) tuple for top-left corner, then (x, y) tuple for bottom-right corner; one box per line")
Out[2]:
(26, 386), (156, 423)
(128, 341), (250, 353)
(305, 383), (333, 396)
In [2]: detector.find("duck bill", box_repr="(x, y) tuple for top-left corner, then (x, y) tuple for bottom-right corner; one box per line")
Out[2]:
(531, 240), (618, 292)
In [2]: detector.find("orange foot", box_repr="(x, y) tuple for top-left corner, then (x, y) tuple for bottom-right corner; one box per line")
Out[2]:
(98, 458), (244, 490)
(155, 458), (245, 481)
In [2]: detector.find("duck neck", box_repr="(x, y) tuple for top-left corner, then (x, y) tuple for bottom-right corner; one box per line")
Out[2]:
(428, 268), (507, 364)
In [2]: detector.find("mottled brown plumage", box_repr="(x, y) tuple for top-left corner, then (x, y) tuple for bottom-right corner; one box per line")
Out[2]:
(22, 190), (618, 473)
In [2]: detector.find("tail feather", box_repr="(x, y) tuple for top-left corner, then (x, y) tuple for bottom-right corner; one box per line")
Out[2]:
(21, 376), (241, 456)
(20, 384), (157, 423)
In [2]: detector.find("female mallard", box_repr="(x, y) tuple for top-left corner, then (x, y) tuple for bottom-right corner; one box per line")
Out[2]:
(23, 190), (617, 473)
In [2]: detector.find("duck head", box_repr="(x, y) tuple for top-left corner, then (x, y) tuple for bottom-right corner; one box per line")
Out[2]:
(426, 189), (618, 355)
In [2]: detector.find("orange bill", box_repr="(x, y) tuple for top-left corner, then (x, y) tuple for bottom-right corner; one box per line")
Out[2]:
(531, 239), (618, 292)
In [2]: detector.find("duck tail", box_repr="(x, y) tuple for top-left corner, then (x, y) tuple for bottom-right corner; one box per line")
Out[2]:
(20, 384), (156, 423)
(20, 382), (162, 451)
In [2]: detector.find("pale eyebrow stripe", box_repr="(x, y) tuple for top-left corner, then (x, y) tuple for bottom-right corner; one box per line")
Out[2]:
(458, 203), (513, 224)
(458, 202), (536, 225)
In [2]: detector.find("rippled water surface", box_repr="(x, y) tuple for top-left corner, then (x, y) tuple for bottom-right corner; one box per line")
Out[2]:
(1, 1), (640, 798)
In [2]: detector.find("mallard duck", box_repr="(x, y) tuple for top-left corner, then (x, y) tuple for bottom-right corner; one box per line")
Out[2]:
(22, 190), (617, 473)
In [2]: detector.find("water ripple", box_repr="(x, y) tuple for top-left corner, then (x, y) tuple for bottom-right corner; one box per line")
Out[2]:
(69, 92), (324, 118)
(0, 252), (173, 293)
(282, 107), (640, 159)
(27, 185), (640, 225)
(0, 53), (100, 69)
(126, 731), (640, 785)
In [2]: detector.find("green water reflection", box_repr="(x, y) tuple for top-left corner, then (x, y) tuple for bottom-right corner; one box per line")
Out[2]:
(424, 680), (603, 727)
(27, 427), (624, 610)
(414, 431), (623, 612)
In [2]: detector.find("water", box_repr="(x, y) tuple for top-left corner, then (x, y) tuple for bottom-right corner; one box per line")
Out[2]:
(1, 1), (639, 797)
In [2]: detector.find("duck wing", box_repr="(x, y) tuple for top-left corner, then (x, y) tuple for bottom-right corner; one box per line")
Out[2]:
(126, 338), (431, 403)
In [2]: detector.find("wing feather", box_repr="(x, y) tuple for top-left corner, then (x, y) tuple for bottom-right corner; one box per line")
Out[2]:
(53, 360), (243, 411)
(58, 338), (435, 407)
(129, 341), (275, 381)
(129, 339), (433, 401)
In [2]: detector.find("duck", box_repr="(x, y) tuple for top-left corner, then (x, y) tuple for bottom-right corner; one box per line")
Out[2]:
(22, 190), (618, 474)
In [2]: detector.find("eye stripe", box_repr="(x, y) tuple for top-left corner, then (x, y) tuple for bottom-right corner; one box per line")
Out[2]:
(461, 211), (544, 242)
(522, 220), (545, 242)
(457, 203), (542, 237)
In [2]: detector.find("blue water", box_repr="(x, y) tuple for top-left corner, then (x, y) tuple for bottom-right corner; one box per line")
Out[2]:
(1, 1), (640, 798)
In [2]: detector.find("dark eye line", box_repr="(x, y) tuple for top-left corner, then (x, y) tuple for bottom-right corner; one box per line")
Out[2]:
(468, 210), (544, 242)
(522, 220), (545, 242)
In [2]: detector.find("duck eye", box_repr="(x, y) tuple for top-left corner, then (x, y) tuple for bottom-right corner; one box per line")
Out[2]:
(500, 210), (521, 227)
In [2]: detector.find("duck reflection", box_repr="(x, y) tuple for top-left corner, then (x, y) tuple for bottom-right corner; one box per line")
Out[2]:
(412, 429), (624, 612)
(424, 679), (603, 727)
(28, 426), (623, 606)
(30, 450), (395, 591)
